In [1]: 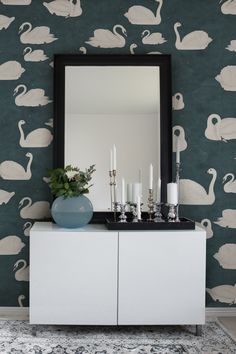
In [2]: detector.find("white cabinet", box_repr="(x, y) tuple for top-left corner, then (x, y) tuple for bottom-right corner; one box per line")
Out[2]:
(118, 231), (206, 325)
(30, 222), (206, 325)
(30, 223), (118, 325)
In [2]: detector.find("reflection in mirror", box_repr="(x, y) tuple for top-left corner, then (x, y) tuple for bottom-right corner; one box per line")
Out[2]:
(65, 66), (160, 211)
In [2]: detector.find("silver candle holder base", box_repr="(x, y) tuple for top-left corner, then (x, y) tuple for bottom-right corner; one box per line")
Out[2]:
(118, 203), (127, 223)
(166, 203), (178, 222)
(154, 202), (165, 222)
(147, 188), (154, 222)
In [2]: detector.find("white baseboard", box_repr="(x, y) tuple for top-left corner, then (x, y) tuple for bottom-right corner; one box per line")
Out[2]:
(0, 307), (29, 321)
(0, 307), (235, 322)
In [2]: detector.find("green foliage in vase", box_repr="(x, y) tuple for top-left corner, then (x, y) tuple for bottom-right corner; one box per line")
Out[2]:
(48, 165), (96, 198)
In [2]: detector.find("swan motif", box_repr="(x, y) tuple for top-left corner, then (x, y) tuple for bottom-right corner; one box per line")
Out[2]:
(43, 0), (82, 18)
(221, 0), (236, 14)
(196, 219), (213, 239)
(13, 259), (29, 281)
(18, 120), (53, 147)
(43, 176), (51, 184)
(86, 25), (127, 48)
(14, 84), (52, 107)
(223, 173), (236, 193)
(19, 197), (51, 219)
(19, 22), (57, 44)
(79, 46), (87, 54)
(205, 113), (236, 141)
(0, 15), (14, 30)
(0, 61), (25, 80)
(45, 118), (53, 127)
(172, 126), (187, 152)
(174, 22), (212, 50)
(0, 152), (33, 180)
(214, 244), (236, 269)
(0, 236), (25, 255)
(215, 65), (236, 91)
(0, 190), (15, 205)
(23, 221), (32, 236)
(23, 47), (48, 62)
(206, 284), (236, 304)
(18, 295), (26, 307)
(130, 43), (137, 54)
(0, 0), (31, 4)
(172, 93), (185, 110)
(214, 209), (236, 228)
(141, 30), (166, 45)
(226, 39), (236, 52)
(179, 168), (217, 205)
(124, 0), (163, 25)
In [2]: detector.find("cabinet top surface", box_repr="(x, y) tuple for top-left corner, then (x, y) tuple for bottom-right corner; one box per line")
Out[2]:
(31, 222), (204, 234)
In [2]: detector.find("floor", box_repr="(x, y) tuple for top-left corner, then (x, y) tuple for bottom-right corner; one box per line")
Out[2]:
(217, 317), (236, 341)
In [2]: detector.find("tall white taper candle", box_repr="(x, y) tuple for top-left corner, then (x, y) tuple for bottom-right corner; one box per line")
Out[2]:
(110, 149), (113, 171)
(113, 144), (117, 170)
(176, 137), (180, 164)
(149, 163), (153, 189)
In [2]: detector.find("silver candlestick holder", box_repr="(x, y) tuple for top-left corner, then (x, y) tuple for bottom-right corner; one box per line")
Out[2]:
(129, 202), (138, 223)
(109, 169), (118, 221)
(147, 188), (154, 221)
(167, 203), (177, 222)
(154, 202), (165, 222)
(118, 203), (127, 223)
(175, 162), (181, 222)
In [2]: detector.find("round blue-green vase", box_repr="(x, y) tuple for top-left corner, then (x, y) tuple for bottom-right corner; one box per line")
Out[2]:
(51, 195), (93, 228)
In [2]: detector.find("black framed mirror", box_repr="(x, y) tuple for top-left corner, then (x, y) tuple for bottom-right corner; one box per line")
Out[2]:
(53, 54), (172, 222)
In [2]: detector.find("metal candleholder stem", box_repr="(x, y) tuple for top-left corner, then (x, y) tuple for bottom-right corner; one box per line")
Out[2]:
(167, 203), (177, 222)
(112, 170), (118, 221)
(118, 203), (127, 223)
(154, 202), (165, 222)
(109, 170), (113, 211)
(147, 188), (154, 221)
(175, 162), (181, 222)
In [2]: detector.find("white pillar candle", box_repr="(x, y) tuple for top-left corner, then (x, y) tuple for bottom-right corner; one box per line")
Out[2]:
(137, 195), (141, 220)
(167, 182), (178, 205)
(127, 183), (133, 203)
(132, 183), (142, 203)
(156, 178), (161, 203)
(121, 178), (126, 204)
(110, 149), (113, 171)
(113, 144), (117, 170)
(149, 163), (153, 189)
(176, 137), (180, 164)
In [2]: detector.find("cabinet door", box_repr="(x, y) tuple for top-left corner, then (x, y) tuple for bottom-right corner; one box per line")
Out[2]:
(30, 230), (118, 325)
(118, 230), (206, 325)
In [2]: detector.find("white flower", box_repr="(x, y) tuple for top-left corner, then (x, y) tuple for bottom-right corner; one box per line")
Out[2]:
(66, 170), (78, 180)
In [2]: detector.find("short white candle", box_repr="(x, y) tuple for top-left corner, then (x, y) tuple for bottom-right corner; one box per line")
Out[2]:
(137, 195), (141, 220)
(167, 183), (178, 205)
(132, 183), (142, 203)
(156, 178), (161, 203)
(127, 183), (133, 203)
(121, 178), (126, 204)
(149, 163), (153, 190)
(110, 149), (113, 171)
(113, 144), (117, 170)
(176, 137), (180, 164)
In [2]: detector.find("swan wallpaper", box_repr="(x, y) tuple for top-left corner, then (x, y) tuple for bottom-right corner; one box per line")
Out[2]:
(0, 0), (236, 308)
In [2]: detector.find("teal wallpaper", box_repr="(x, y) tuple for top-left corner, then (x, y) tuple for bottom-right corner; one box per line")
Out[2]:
(0, 0), (235, 307)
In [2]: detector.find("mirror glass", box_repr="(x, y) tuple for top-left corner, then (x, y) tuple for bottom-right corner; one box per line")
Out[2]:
(64, 66), (160, 211)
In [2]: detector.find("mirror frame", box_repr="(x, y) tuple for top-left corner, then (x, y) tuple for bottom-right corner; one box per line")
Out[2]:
(53, 54), (172, 222)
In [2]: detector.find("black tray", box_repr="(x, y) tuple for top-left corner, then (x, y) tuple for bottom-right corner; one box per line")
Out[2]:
(105, 217), (195, 230)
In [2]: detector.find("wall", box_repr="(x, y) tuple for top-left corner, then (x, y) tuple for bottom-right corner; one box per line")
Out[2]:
(0, 0), (235, 307)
